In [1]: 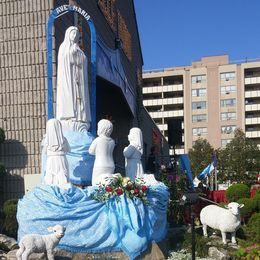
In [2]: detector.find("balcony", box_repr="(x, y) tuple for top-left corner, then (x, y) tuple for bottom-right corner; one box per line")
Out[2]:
(142, 84), (183, 94)
(157, 124), (168, 131)
(245, 90), (260, 98)
(245, 117), (260, 125)
(244, 77), (260, 85)
(245, 104), (260, 111)
(246, 130), (260, 138)
(149, 110), (184, 119)
(143, 97), (183, 106)
(170, 148), (185, 155)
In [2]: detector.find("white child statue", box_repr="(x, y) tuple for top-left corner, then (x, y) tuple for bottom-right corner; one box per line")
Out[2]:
(43, 119), (70, 189)
(123, 127), (144, 181)
(56, 26), (91, 132)
(89, 119), (115, 186)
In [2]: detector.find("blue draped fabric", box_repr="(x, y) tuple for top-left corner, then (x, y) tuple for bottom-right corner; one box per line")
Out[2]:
(17, 183), (169, 259)
(41, 130), (95, 186)
(96, 35), (135, 115)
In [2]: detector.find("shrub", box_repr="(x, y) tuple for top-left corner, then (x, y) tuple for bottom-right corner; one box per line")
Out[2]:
(253, 192), (260, 212)
(0, 163), (6, 177)
(225, 184), (250, 202)
(3, 199), (18, 238)
(246, 213), (260, 243)
(237, 198), (257, 219)
(232, 244), (260, 259)
(182, 233), (211, 258)
(0, 128), (5, 144)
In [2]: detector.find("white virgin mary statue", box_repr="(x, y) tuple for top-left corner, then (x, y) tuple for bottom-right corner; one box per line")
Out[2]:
(56, 26), (91, 130)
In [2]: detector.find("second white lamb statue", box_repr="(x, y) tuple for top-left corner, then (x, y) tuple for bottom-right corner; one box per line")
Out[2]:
(200, 202), (244, 244)
(16, 224), (66, 260)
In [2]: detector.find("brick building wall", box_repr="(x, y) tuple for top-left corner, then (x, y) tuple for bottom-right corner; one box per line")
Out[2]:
(0, 0), (54, 203)
(0, 0), (160, 204)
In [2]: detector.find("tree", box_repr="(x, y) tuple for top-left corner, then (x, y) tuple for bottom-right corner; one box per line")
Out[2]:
(188, 138), (214, 177)
(218, 128), (260, 184)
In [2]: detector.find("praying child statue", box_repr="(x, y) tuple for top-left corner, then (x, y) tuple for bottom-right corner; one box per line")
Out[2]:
(89, 119), (115, 186)
(123, 127), (144, 181)
(43, 119), (70, 189)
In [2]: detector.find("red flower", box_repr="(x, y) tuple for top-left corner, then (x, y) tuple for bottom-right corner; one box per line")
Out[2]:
(116, 188), (123, 196)
(105, 186), (113, 192)
(134, 188), (139, 194)
(141, 185), (148, 192)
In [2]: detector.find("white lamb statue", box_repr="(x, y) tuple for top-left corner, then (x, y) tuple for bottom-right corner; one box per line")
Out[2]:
(200, 202), (244, 244)
(16, 224), (66, 260)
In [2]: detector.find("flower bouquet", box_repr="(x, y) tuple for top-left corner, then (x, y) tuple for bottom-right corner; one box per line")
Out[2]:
(91, 173), (149, 205)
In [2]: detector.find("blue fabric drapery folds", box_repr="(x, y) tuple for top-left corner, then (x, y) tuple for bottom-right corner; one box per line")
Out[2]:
(17, 183), (169, 259)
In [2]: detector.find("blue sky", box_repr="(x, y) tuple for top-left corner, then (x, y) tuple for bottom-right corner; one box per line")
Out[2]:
(134, 0), (260, 70)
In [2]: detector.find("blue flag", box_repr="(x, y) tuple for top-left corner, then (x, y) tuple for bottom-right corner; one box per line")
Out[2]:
(179, 154), (194, 190)
(197, 163), (214, 180)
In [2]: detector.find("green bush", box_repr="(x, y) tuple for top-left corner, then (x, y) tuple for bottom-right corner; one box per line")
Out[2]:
(246, 213), (260, 243)
(182, 233), (211, 258)
(0, 128), (5, 144)
(253, 192), (260, 212)
(237, 198), (257, 219)
(0, 163), (6, 177)
(3, 199), (18, 238)
(232, 244), (260, 259)
(225, 184), (250, 202)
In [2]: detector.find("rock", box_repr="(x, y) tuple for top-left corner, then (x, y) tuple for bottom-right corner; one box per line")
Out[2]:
(208, 247), (230, 260)
(72, 252), (128, 260)
(0, 249), (7, 259)
(0, 234), (18, 251)
(137, 242), (166, 260)
(6, 249), (46, 260)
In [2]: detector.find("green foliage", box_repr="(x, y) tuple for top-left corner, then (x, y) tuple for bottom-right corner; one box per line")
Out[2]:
(182, 233), (211, 258)
(225, 183), (250, 202)
(91, 173), (149, 205)
(0, 162), (6, 177)
(0, 128), (5, 144)
(253, 192), (260, 212)
(232, 244), (260, 259)
(247, 213), (260, 243)
(188, 138), (214, 177)
(2, 199), (18, 238)
(159, 167), (186, 225)
(237, 198), (257, 219)
(218, 129), (260, 184)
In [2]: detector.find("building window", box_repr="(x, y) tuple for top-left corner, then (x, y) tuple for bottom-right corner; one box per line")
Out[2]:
(192, 127), (207, 136)
(191, 75), (206, 84)
(192, 101), (207, 110)
(220, 98), (236, 107)
(220, 72), (235, 81)
(221, 112), (236, 121)
(192, 88), (206, 97)
(221, 139), (231, 147)
(192, 114), (207, 123)
(221, 125), (236, 134)
(220, 85), (236, 94)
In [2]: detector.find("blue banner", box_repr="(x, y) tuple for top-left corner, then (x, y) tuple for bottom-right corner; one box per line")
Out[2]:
(178, 154), (194, 190)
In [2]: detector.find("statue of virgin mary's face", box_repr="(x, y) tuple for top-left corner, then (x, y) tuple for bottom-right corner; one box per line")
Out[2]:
(69, 29), (79, 43)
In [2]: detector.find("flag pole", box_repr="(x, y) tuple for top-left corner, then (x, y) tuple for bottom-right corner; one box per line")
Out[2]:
(215, 166), (218, 190)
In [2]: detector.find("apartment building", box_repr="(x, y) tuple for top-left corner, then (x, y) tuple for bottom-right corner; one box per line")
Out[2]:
(142, 55), (260, 154)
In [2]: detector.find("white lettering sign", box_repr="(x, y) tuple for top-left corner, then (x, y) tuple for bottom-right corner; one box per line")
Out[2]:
(55, 5), (91, 20)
